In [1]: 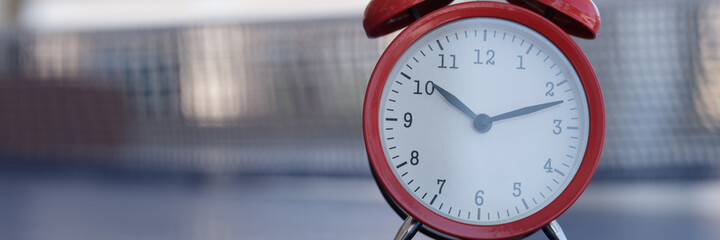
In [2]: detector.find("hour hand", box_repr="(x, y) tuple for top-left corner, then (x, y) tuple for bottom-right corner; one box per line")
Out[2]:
(432, 83), (476, 119)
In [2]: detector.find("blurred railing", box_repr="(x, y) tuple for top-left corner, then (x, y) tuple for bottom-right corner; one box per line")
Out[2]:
(1, 0), (720, 178)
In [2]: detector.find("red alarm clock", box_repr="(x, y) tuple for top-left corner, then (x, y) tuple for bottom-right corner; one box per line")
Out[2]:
(362, 0), (604, 239)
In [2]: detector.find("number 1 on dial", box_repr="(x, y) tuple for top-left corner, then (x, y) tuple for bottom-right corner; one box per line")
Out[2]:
(517, 55), (526, 70)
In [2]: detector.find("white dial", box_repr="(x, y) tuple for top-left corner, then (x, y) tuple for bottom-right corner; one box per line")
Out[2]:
(378, 18), (590, 225)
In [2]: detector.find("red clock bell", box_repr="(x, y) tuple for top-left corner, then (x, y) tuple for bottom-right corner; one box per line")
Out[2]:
(362, 0), (604, 239)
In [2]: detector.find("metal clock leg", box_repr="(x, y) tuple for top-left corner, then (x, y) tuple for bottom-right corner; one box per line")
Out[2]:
(394, 216), (422, 240)
(541, 220), (567, 240)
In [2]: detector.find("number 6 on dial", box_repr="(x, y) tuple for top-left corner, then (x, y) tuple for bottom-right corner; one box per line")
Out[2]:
(475, 190), (484, 206)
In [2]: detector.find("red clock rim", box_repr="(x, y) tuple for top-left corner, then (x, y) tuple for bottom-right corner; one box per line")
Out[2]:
(362, 1), (605, 239)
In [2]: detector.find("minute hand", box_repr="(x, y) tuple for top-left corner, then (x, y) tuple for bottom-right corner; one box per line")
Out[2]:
(489, 100), (564, 122)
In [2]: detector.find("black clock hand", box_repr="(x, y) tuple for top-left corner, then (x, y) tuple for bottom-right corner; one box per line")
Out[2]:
(489, 100), (564, 122)
(431, 83), (477, 119)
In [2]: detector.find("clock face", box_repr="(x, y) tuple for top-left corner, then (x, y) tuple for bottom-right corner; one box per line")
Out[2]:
(377, 18), (590, 225)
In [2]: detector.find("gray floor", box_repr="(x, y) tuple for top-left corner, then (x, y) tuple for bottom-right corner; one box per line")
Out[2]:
(1, 168), (719, 240)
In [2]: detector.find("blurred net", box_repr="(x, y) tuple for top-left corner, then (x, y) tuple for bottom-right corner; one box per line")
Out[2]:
(1, 0), (720, 178)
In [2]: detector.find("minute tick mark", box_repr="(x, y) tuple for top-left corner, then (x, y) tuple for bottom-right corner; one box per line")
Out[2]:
(526, 44), (534, 55)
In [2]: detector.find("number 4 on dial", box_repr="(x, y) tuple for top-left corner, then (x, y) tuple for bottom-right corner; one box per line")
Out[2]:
(544, 158), (553, 173)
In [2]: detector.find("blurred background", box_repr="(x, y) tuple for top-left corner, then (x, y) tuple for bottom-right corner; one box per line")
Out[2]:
(1, 0), (720, 239)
